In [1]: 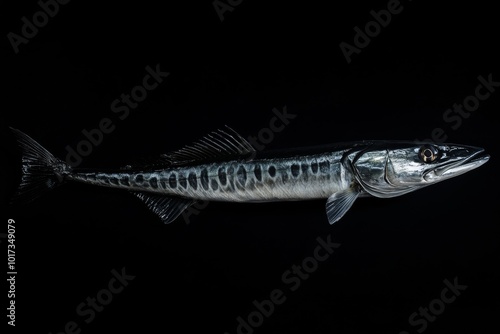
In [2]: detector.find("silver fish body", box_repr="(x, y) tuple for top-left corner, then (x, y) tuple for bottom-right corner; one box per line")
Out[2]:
(10, 127), (489, 224)
(68, 152), (353, 202)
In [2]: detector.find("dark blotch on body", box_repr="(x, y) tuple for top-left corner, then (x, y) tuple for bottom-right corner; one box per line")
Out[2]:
(201, 169), (209, 190)
(319, 160), (330, 173)
(150, 177), (158, 189)
(169, 173), (177, 188)
(291, 164), (300, 177)
(268, 165), (276, 177)
(311, 162), (319, 174)
(110, 177), (119, 185)
(120, 176), (130, 186)
(237, 166), (247, 185)
(218, 168), (227, 185)
(135, 174), (144, 184)
(254, 164), (262, 181)
(188, 172), (197, 190)
(301, 164), (309, 180)
(211, 179), (219, 190)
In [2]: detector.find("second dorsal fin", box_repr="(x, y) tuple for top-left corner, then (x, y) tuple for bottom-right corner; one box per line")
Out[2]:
(162, 126), (256, 165)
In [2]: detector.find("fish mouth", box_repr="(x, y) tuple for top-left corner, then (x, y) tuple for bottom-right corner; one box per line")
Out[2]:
(425, 148), (490, 181)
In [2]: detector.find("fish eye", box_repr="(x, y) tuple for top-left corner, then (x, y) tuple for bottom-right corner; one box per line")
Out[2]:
(419, 145), (439, 163)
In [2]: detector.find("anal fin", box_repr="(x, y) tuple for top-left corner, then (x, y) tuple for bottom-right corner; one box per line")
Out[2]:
(325, 186), (360, 224)
(132, 192), (195, 224)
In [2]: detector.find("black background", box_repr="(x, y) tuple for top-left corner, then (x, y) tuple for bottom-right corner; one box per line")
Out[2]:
(2, 1), (499, 333)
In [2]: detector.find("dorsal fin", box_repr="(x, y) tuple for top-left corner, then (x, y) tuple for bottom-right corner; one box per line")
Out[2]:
(162, 126), (256, 165)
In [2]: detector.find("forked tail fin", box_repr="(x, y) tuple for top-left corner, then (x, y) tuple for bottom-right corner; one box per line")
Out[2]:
(10, 128), (71, 203)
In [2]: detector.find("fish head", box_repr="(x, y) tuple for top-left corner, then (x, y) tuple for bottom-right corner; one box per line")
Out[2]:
(349, 142), (489, 198)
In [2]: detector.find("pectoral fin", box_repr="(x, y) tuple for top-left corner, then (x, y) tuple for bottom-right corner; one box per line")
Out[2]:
(325, 186), (360, 224)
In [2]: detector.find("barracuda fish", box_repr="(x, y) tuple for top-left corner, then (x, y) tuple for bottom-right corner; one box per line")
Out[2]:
(10, 127), (489, 224)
